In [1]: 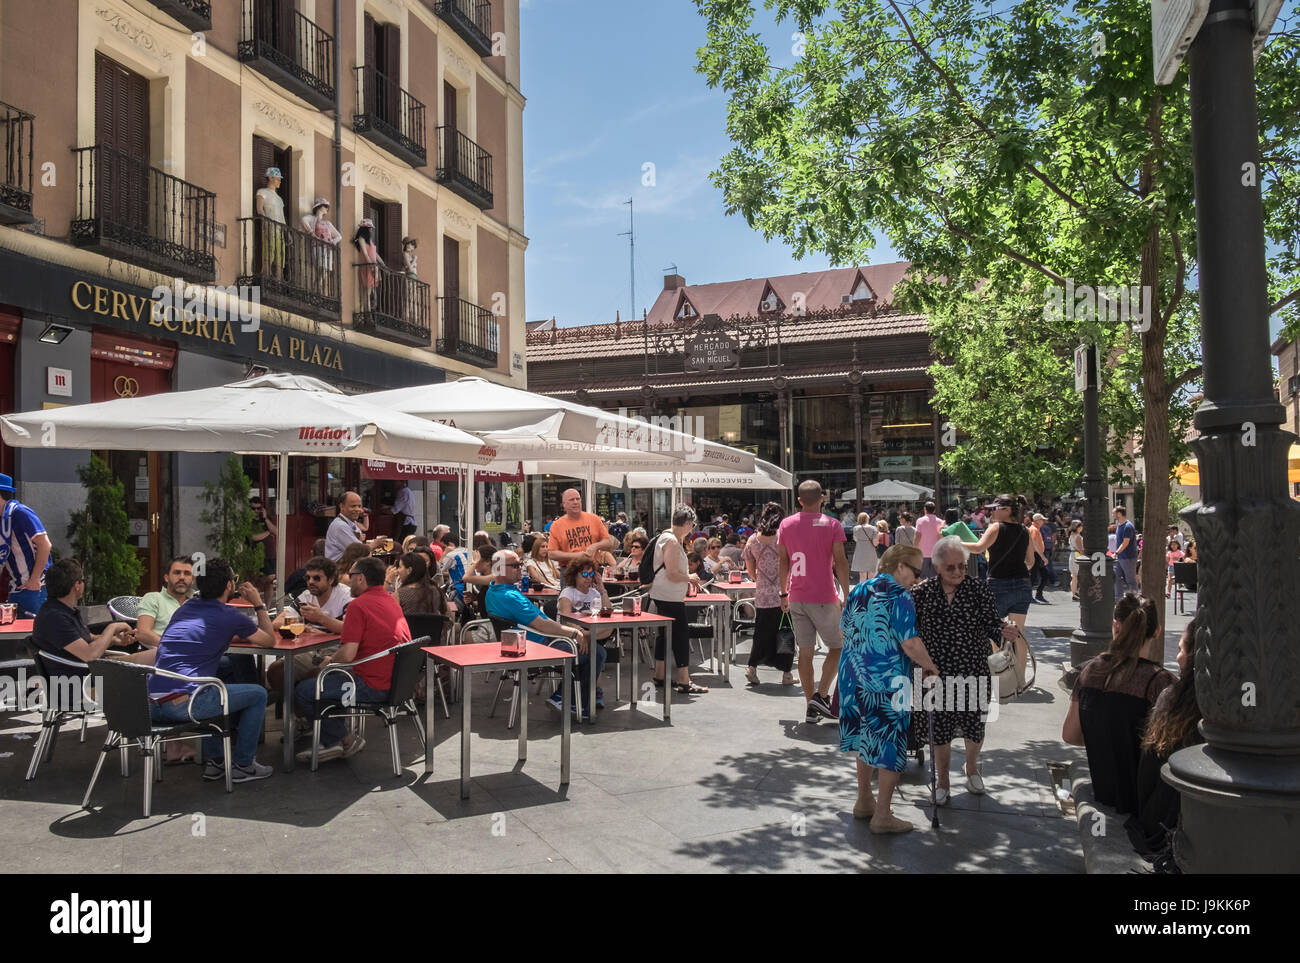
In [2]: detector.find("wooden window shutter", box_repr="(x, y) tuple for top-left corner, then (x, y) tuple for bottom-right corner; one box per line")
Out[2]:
(364, 13), (376, 69)
(252, 135), (275, 190)
(363, 13), (377, 116)
(383, 23), (401, 86)
(94, 52), (114, 146)
(382, 201), (402, 267)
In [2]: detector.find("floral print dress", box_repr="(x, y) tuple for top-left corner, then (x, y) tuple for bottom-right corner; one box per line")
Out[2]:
(838, 573), (917, 771)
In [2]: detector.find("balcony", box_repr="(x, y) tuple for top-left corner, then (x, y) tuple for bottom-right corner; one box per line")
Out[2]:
(353, 262), (430, 347)
(436, 127), (493, 210)
(237, 217), (341, 321)
(0, 101), (35, 225)
(433, 0), (493, 58)
(437, 296), (498, 368)
(70, 144), (216, 281)
(352, 66), (427, 168)
(144, 0), (211, 31)
(238, 1), (335, 111)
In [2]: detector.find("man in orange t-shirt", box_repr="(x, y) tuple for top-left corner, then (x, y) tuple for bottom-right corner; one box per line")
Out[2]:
(547, 488), (618, 566)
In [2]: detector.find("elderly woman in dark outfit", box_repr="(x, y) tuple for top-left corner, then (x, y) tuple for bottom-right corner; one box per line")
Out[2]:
(911, 536), (1020, 803)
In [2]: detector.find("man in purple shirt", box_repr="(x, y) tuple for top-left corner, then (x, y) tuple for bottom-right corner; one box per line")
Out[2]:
(778, 480), (850, 725)
(914, 501), (944, 579)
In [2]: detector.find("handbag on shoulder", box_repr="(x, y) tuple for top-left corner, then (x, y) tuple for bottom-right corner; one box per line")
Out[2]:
(988, 621), (1037, 699)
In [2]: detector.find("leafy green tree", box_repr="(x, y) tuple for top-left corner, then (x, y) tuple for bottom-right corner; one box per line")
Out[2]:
(199, 456), (264, 582)
(67, 455), (143, 602)
(695, 0), (1300, 606)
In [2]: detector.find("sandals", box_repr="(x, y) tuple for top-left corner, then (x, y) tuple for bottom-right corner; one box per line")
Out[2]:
(745, 667), (760, 686)
(673, 681), (709, 695)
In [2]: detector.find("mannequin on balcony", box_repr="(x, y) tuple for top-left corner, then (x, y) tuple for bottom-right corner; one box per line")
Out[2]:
(301, 197), (342, 291)
(255, 166), (288, 281)
(352, 219), (385, 310)
(402, 236), (418, 278)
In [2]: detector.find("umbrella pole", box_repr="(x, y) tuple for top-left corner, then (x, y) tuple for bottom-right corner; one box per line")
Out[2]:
(465, 466), (476, 544)
(585, 461), (595, 516)
(275, 452), (288, 604)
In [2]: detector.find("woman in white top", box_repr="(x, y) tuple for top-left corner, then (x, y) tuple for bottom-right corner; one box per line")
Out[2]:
(557, 559), (614, 645)
(649, 504), (709, 694)
(1067, 520), (1085, 601)
(525, 538), (562, 591)
(702, 537), (732, 577)
(850, 512), (876, 582)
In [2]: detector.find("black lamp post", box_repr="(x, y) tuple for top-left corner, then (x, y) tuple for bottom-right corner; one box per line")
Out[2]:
(1162, 0), (1300, 872)
(1070, 345), (1113, 679)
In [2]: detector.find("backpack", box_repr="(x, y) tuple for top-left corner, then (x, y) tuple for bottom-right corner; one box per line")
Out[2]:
(639, 532), (669, 586)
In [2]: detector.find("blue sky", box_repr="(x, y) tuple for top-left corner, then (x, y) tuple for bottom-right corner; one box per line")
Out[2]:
(518, 0), (897, 326)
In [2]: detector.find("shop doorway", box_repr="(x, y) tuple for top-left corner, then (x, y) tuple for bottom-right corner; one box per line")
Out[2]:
(90, 333), (175, 594)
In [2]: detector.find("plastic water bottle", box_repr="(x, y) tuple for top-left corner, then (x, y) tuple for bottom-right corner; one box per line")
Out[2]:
(520, 574), (531, 593)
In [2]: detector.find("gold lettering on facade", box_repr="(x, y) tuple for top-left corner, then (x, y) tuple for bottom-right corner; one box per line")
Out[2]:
(71, 281), (93, 310)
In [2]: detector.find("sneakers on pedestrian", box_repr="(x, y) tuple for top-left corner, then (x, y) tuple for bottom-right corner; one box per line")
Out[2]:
(202, 759), (226, 781)
(296, 743), (345, 763)
(745, 666), (760, 686)
(340, 736), (366, 759)
(230, 760), (274, 782)
(809, 692), (836, 719)
(805, 702), (821, 725)
(546, 691), (580, 716)
(595, 687), (604, 709)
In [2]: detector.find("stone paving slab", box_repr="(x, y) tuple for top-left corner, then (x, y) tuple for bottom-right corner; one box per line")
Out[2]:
(0, 583), (1188, 873)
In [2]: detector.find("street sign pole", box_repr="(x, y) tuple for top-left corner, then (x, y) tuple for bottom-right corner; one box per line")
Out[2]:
(1163, 0), (1300, 873)
(1068, 345), (1112, 683)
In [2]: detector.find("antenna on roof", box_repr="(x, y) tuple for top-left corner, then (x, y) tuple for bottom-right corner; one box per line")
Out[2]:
(663, 263), (677, 274)
(619, 198), (636, 330)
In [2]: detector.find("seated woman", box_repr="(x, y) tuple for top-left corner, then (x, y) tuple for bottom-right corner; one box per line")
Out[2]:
(613, 534), (649, 579)
(1062, 593), (1173, 814)
(1128, 613), (1202, 854)
(556, 558), (614, 708)
(838, 544), (940, 834)
(702, 538), (732, 577)
(392, 551), (446, 617)
(525, 537), (563, 591)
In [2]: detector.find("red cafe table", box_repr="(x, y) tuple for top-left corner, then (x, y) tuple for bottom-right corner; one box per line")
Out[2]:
(228, 630), (340, 772)
(559, 609), (677, 722)
(0, 619), (35, 636)
(423, 641), (576, 799)
(685, 593), (734, 676)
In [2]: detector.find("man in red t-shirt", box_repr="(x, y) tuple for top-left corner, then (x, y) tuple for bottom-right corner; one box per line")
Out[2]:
(296, 555), (410, 763)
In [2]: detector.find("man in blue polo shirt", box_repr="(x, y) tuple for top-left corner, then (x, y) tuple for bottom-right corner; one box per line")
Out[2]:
(149, 558), (278, 783)
(0, 474), (52, 617)
(1111, 505), (1139, 597)
(483, 549), (599, 717)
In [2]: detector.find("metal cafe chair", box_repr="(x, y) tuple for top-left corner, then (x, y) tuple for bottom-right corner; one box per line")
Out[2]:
(24, 646), (103, 781)
(404, 613), (451, 719)
(485, 615), (583, 728)
(304, 636), (435, 776)
(82, 660), (233, 817)
(106, 595), (143, 625)
(1172, 561), (1198, 614)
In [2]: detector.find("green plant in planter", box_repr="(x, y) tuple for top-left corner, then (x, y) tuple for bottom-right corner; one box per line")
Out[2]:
(67, 454), (144, 603)
(199, 456), (264, 582)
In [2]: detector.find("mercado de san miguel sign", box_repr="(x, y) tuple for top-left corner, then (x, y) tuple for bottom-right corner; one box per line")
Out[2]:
(0, 249), (445, 389)
(684, 314), (740, 374)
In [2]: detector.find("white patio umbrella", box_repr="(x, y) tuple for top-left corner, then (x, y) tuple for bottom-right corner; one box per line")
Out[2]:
(837, 479), (926, 502)
(1, 373), (493, 592)
(362, 378), (756, 536)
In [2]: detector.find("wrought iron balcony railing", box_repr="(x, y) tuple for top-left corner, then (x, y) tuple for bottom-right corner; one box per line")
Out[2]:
(435, 126), (493, 210)
(237, 217), (341, 320)
(71, 144), (216, 281)
(0, 100), (35, 225)
(144, 0), (211, 31)
(353, 65), (427, 168)
(437, 296), (498, 368)
(353, 261), (431, 347)
(238, 0), (335, 111)
(432, 0), (493, 57)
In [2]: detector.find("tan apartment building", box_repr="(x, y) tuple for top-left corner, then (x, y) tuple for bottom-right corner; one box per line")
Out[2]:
(0, 0), (526, 588)
(1274, 334), (1300, 498)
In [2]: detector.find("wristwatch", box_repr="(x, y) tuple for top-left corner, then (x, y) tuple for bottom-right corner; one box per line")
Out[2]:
(254, 604), (267, 611)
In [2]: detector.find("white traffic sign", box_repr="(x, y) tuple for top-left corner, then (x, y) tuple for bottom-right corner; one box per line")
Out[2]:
(1153, 0), (1210, 85)
(1074, 344), (1100, 393)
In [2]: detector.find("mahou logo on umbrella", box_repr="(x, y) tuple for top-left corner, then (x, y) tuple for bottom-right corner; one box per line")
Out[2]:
(298, 426), (356, 448)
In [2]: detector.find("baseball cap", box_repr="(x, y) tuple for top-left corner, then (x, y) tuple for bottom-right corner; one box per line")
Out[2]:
(0, 473), (15, 494)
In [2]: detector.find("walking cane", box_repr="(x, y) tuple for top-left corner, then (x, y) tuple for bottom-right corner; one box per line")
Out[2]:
(926, 698), (940, 830)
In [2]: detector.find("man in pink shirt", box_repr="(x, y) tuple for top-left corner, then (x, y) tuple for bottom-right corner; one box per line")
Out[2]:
(778, 480), (850, 725)
(914, 501), (944, 578)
